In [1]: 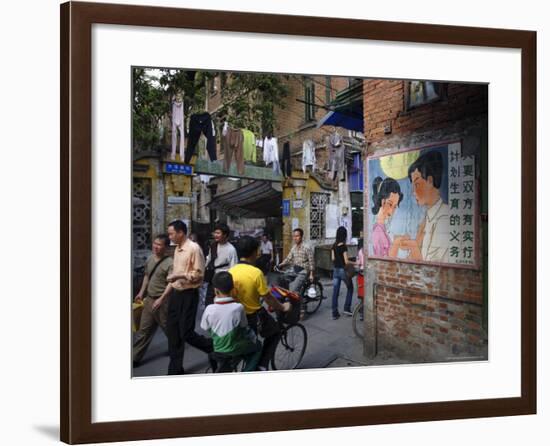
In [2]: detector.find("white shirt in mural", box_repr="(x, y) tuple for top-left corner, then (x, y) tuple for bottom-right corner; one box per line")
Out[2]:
(421, 197), (450, 263)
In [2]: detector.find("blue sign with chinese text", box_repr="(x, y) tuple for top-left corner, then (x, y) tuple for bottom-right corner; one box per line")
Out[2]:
(165, 163), (193, 175)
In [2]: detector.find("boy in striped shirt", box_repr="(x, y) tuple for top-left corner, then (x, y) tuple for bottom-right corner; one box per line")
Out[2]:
(200, 271), (261, 372)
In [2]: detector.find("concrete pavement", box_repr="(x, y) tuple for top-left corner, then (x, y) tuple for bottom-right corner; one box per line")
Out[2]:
(132, 276), (409, 377)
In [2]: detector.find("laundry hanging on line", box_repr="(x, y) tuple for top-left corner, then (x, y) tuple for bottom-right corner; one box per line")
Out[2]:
(171, 100), (185, 161)
(263, 136), (280, 175)
(184, 112), (217, 164)
(327, 131), (346, 181)
(302, 139), (316, 173)
(223, 125), (245, 175)
(281, 141), (291, 178)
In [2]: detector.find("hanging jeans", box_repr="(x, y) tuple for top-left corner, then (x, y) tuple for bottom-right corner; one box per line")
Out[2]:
(171, 101), (185, 160)
(223, 128), (245, 174)
(184, 112), (217, 164)
(331, 267), (353, 317)
(281, 141), (292, 177)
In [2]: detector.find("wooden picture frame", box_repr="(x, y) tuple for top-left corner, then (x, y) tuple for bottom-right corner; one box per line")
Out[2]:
(61, 1), (536, 443)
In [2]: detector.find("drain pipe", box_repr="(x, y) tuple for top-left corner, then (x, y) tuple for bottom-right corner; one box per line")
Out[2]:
(363, 265), (377, 359)
(362, 144), (377, 359)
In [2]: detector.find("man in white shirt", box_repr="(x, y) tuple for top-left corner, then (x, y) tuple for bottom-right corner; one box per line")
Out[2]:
(399, 150), (450, 263)
(258, 233), (274, 274)
(204, 223), (239, 306)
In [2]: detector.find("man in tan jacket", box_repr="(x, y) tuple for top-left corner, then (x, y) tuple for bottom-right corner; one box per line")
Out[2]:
(166, 220), (213, 375)
(132, 234), (173, 366)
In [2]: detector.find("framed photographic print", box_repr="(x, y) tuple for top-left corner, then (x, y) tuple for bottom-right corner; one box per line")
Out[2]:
(61, 1), (536, 444)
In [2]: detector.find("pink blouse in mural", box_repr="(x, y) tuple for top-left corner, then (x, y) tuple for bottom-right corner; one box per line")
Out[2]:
(371, 223), (391, 257)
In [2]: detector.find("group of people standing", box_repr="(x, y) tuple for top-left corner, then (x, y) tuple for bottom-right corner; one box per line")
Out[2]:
(133, 221), (290, 375)
(133, 220), (364, 374)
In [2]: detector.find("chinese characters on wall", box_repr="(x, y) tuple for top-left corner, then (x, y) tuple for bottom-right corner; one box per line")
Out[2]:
(448, 143), (476, 265)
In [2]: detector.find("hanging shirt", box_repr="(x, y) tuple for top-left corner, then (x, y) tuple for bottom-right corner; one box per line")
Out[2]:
(263, 136), (280, 174)
(327, 131), (346, 180)
(302, 139), (316, 172)
(171, 100), (185, 160)
(242, 129), (257, 162)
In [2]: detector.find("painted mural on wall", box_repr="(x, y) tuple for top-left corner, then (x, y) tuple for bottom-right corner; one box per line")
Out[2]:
(367, 142), (478, 267)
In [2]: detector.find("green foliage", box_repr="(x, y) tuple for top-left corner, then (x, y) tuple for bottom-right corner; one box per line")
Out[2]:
(132, 69), (288, 153)
(217, 73), (289, 135)
(132, 68), (168, 152)
(133, 68), (211, 152)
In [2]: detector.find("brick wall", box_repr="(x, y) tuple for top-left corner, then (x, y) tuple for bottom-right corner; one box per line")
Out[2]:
(207, 74), (353, 170)
(373, 261), (486, 360)
(364, 79), (488, 362)
(364, 80), (488, 146)
(274, 75), (350, 171)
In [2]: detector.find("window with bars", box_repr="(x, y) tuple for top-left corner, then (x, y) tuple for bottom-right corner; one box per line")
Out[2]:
(133, 178), (152, 251)
(310, 193), (329, 240)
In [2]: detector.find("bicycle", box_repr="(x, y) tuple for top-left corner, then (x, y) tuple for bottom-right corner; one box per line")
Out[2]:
(272, 266), (324, 317)
(206, 319), (308, 372)
(205, 287), (307, 373)
(351, 273), (365, 339)
(268, 285), (308, 370)
(352, 299), (364, 339)
(207, 350), (260, 373)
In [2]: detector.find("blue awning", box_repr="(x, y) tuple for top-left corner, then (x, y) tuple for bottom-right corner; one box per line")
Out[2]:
(316, 110), (363, 132)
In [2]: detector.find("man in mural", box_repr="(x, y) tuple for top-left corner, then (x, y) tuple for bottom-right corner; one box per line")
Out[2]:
(400, 150), (450, 263)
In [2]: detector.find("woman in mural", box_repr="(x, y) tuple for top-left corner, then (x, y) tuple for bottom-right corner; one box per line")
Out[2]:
(331, 226), (354, 320)
(370, 176), (404, 257)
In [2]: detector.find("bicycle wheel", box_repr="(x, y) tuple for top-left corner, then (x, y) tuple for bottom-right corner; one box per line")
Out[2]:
(271, 324), (307, 370)
(303, 282), (324, 315)
(352, 301), (364, 339)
